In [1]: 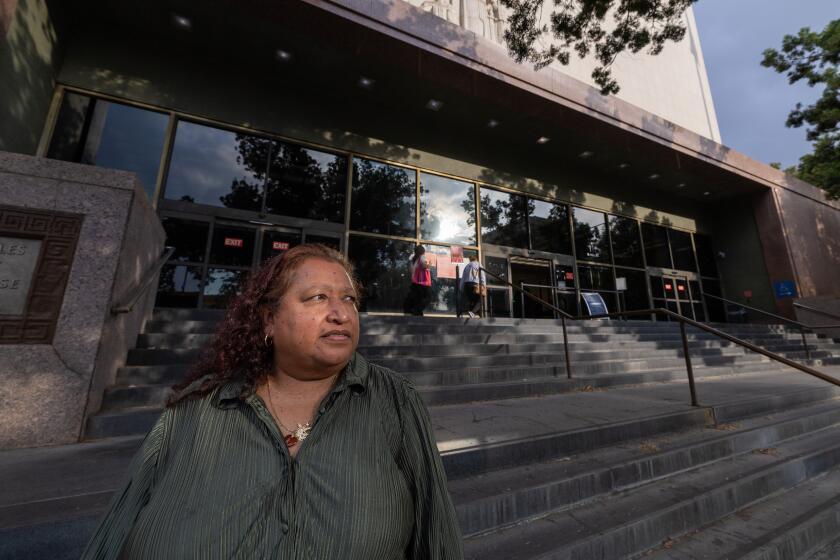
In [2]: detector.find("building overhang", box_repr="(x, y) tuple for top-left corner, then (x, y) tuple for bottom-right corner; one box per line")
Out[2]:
(68, 0), (836, 211)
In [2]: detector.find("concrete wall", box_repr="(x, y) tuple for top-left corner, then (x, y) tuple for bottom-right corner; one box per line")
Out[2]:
(403, 1), (720, 141)
(0, 0), (65, 155)
(0, 152), (164, 449)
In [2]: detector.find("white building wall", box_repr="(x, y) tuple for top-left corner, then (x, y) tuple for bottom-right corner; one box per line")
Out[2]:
(405, 0), (721, 142)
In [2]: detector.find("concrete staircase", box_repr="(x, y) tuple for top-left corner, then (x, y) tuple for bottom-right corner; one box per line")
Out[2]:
(7, 310), (840, 560)
(86, 309), (840, 440)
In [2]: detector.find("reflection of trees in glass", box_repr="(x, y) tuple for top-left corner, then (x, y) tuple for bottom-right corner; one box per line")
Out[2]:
(266, 142), (346, 222)
(530, 202), (572, 254)
(161, 218), (208, 263)
(204, 269), (248, 309)
(478, 190), (529, 248)
(609, 216), (643, 268)
(350, 159), (416, 237)
(218, 135), (270, 211)
(349, 236), (413, 313)
(574, 211), (610, 262)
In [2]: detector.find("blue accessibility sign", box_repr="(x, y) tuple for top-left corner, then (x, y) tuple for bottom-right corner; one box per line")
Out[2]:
(773, 280), (797, 299)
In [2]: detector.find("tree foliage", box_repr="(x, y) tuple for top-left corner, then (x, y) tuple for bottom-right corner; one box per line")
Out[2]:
(762, 19), (840, 199)
(500, 0), (697, 95)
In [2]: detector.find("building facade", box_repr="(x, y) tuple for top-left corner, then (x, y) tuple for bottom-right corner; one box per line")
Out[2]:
(2, 0), (839, 323)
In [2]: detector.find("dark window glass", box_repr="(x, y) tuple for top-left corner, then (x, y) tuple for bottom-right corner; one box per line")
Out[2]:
(350, 158), (415, 237)
(265, 142), (346, 223)
(616, 269), (649, 312)
(578, 265), (615, 291)
(47, 93), (168, 201)
(483, 255), (508, 283)
(694, 234), (719, 277)
(650, 276), (664, 299)
(259, 230), (301, 263)
(530, 200), (572, 255)
(203, 268), (248, 309)
(164, 121), (267, 211)
(669, 230), (697, 272)
(209, 225), (256, 267)
(47, 92), (93, 162)
(479, 188), (528, 249)
(693, 303), (706, 322)
(419, 173), (476, 245)
(573, 207), (610, 263)
(702, 278), (726, 322)
(161, 217), (209, 263)
(641, 223), (672, 269)
(348, 235), (415, 313)
(486, 287), (512, 318)
(688, 280), (702, 301)
(305, 234), (341, 251)
(156, 264), (202, 308)
(554, 264), (576, 289)
(609, 215), (644, 268)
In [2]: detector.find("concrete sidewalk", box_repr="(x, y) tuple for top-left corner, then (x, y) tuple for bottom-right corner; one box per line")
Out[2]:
(2, 366), (839, 559)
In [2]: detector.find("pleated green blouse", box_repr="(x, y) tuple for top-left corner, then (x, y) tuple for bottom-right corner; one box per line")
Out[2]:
(82, 353), (463, 560)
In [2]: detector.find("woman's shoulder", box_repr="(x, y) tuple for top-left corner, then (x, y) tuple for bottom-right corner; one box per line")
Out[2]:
(358, 355), (418, 405)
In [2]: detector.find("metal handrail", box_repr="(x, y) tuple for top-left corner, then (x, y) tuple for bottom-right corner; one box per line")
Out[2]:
(793, 301), (840, 322)
(479, 267), (573, 378)
(702, 292), (840, 330)
(110, 246), (175, 314)
(704, 292), (840, 360)
(575, 308), (840, 407)
(474, 266), (840, 406)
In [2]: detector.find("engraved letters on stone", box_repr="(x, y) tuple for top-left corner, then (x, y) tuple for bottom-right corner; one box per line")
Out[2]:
(0, 236), (43, 315)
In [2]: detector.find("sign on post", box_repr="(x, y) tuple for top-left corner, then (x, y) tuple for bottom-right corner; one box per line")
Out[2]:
(581, 292), (609, 318)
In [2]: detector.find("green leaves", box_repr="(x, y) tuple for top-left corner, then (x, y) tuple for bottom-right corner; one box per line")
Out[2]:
(500, 0), (696, 95)
(762, 19), (839, 199)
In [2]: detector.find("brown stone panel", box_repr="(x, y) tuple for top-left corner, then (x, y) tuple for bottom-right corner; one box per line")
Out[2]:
(751, 189), (799, 318)
(0, 205), (83, 344)
(774, 188), (840, 299)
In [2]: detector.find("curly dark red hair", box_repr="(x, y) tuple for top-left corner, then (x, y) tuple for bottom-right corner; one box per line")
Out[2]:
(168, 243), (361, 406)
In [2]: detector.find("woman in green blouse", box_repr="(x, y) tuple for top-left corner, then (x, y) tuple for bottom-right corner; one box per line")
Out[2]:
(83, 244), (463, 559)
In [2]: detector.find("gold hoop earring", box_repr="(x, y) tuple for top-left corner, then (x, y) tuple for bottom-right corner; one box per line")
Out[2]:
(264, 334), (272, 348)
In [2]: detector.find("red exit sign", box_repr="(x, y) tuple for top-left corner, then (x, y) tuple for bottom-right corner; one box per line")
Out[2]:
(224, 237), (244, 248)
(272, 241), (290, 251)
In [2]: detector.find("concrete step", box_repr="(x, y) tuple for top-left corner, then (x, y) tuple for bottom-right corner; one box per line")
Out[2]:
(462, 423), (840, 560)
(645, 468), (840, 559)
(452, 399), (840, 537)
(100, 361), (794, 411)
(136, 331), (840, 352)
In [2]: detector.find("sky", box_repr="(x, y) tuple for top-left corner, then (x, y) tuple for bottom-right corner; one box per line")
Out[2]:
(692, 0), (838, 168)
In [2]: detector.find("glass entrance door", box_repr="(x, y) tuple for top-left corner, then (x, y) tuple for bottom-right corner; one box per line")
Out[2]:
(650, 274), (704, 320)
(510, 257), (554, 318)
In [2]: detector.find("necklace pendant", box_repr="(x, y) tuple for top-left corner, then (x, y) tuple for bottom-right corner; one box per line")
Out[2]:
(294, 423), (311, 442)
(284, 434), (299, 447)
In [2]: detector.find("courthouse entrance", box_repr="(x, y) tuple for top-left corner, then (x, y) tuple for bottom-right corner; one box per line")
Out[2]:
(155, 214), (342, 309)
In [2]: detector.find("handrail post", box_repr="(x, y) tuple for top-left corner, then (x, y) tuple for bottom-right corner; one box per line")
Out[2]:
(801, 326), (812, 361)
(679, 320), (699, 407)
(562, 315), (572, 379)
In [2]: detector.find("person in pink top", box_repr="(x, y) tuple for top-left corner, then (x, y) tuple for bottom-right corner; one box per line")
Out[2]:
(407, 245), (432, 316)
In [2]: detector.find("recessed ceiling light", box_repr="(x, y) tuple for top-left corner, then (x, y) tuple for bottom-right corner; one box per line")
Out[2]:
(703, 191), (712, 196)
(426, 99), (443, 111)
(487, 119), (500, 128)
(172, 13), (192, 30)
(536, 136), (551, 144)
(648, 173), (660, 180)
(579, 150), (594, 158)
(676, 182), (687, 188)
(358, 76), (375, 89)
(276, 49), (292, 62)
(618, 163), (630, 169)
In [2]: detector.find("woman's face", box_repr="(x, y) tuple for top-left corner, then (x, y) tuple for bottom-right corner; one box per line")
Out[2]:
(265, 258), (360, 379)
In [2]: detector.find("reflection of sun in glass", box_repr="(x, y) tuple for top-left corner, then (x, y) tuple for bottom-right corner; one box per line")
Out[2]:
(436, 217), (460, 241)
